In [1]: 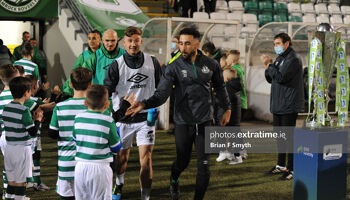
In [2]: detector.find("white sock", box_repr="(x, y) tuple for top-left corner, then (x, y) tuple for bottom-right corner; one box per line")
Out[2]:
(116, 173), (125, 185)
(141, 188), (151, 200)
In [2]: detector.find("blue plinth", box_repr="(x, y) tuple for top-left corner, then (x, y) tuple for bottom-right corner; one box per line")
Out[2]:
(293, 128), (347, 200)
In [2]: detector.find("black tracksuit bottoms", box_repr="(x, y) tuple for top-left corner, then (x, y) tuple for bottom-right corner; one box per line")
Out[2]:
(171, 120), (211, 200)
(273, 113), (297, 171)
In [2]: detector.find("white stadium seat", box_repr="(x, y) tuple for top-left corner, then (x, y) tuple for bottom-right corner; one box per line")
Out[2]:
(301, 3), (315, 15)
(228, 1), (244, 13)
(315, 3), (328, 15)
(328, 4), (342, 16)
(341, 6), (350, 16)
(330, 15), (343, 24)
(193, 12), (209, 19)
(288, 3), (302, 17)
(226, 12), (242, 22)
(302, 15), (316, 23)
(210, 12), (227, 20)
(343, 15), (350, 24)
(316, 15), (330, 23)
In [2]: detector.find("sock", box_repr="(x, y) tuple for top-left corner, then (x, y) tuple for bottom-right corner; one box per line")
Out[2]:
(141, 188), (151, 200)
(33, 159), (41, 185)
(3, 168), (7, 197)
(116, 173), (125, 185)
(14, 186), (25, 200)
(5, 185), (15, 200)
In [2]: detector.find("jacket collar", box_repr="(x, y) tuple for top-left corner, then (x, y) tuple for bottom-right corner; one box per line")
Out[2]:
(181, 49), (203, 64)
(101, 44), (120, 59)
(280, 46), (293, 58)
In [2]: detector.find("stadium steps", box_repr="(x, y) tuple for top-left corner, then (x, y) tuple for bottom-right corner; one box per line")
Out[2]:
(134, 0), (179, 18)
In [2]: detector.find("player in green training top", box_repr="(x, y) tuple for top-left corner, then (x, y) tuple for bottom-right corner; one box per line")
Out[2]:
(62, 29), (125, 97)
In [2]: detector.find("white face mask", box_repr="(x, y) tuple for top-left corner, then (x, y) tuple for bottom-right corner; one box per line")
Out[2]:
(171, 42), (177, 50)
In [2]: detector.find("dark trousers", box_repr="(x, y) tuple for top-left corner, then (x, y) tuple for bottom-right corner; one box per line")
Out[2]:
(171, 121), (211, 200)
(180, 0), (197, 17)
(203, 0), (216, 14)
(273, 113), (297, 171)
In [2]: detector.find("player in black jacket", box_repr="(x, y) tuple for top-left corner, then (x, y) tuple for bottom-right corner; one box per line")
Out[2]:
(127, 28), (231, 200)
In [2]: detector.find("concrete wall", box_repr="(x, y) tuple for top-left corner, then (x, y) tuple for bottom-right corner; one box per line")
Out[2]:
(43, 20), (77, 86)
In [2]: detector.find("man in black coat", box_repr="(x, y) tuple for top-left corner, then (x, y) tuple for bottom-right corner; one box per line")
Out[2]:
(261, 33), (304, 180)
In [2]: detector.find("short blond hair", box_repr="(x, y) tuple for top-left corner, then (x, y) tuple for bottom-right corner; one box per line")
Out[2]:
(222, 66), (237, 81)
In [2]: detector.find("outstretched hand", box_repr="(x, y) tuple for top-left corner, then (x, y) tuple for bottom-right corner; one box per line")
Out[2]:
(125, 101), (145, 117)
(124, 93), (136, 105)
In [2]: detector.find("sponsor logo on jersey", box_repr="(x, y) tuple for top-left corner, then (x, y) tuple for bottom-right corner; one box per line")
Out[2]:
(201, 66), (210, 74)
(128, 73), (148, 89)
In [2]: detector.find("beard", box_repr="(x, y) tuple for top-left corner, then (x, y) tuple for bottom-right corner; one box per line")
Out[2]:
(181, 50), (196, 61)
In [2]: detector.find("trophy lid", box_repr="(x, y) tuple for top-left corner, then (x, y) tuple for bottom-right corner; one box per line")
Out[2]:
(316, 23), (335, 33)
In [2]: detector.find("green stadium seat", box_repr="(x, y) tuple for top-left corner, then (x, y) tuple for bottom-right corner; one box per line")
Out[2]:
(274, 14), (287, 22)
(259, 1), (273, 12)
(258, 14), (273, 27)
(244, 1), (258, 14)
(274, 3), (288, 14)
(288, 15), (302, 22)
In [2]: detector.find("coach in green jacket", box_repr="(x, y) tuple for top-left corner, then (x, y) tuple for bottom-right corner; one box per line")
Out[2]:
(62, 29), (125, 96)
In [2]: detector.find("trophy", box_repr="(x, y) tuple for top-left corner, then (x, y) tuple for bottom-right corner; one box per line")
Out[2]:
(306, 23), (349, 127)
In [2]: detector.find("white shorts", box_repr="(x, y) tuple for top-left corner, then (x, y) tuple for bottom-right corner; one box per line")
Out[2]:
(74, 162), (112, 200)
(117, 121), (155, 149)
(56, 179), (74, 197)
(4, 145), (32, 183)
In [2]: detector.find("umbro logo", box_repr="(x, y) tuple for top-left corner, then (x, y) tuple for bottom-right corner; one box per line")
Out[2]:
(127, 73), (148, 84)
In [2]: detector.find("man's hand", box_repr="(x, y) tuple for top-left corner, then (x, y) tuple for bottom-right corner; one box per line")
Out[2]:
(260, 54), (273, 69)
(220, 110), (231, 126)
(33, 108), (44, 122)
(124, 93), (136, 105)
(126, 101), (146, 117)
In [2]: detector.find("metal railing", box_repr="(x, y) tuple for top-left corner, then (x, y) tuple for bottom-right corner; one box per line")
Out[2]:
(61, 0), (93, 36)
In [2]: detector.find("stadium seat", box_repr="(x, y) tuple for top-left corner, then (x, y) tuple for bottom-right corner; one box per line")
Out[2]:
(315, 3), (328, 16)
(328, 4), (342, 16)
(244, 1), (258, 15)
(274, 14), (287, 22)
(302, 15), (316, 23)
(242, 14), (258, 30)
(242, 13), (258, 24)
(288, 15), (302, 22)
(227, 12), (242, 22)
(193, 12), (209, 19)
(210, 12), (227, 20)
(330, 15), (343, 24)
(288, 2), (302, 18)
(301, 3), (315, 15)
(216, 0), (229, 12)
(259, 1), (273, 14)
(343, 15), (350, 24)
(258, 14), (273, 27)
(228, 1), (244, 14)
(316, 15), (330, 23)
(341, 6), (350, 16)
(274, 3), (288, 15)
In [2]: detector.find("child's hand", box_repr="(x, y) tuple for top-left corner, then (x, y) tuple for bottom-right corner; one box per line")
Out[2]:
(33, 109), (44, 122)
(124, 93), (136, 105)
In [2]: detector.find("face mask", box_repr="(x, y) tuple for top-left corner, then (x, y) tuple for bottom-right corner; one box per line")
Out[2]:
(171, 42), (176, 50)
(274, 45), (284, 55)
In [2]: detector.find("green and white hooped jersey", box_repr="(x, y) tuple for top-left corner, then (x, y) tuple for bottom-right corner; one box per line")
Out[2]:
(13, 58), (40, 80)
(3, 101), (34, 146)
(111, 53), (156, 113)
(0, 90), (13, 130)
(49, 98), (87, 180)
(73, 110), (121, 163)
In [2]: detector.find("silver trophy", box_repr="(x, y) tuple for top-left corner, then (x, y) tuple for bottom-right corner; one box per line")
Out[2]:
(308, 23), (341, 127)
